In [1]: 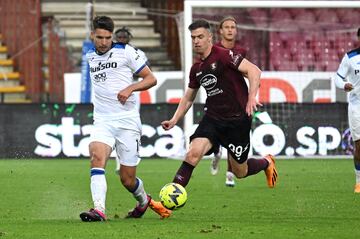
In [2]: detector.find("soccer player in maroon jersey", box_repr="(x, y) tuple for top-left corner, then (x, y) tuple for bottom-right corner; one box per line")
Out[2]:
(211, 16), (248, 187)
(215, 16), (247, 57)
(161, 19), (278, 193)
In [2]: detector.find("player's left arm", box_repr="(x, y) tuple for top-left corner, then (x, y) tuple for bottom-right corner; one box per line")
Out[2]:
(238, 58), (262, 116)
(334, 55), (353, 92)
(117, 66), (156, 104)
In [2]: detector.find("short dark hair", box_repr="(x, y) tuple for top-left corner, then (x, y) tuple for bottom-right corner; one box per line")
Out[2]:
(358, 28), (360, 37)
(115, 27), (133, 39)
(188, 19), (211, 31)
(92, 16), (114, 32)
(219, 16), (237, 29)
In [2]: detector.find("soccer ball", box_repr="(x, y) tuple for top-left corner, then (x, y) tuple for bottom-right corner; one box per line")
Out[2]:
(159, 183), (187, 210)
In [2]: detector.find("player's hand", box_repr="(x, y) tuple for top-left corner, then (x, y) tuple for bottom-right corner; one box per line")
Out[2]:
(161, 120), (176, 130)
(246, 97), (262, 116)
(344, 83), (353, 92)
(117, 88), (132, 104)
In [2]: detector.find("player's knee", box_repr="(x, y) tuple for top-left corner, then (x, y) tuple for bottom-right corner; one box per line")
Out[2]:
(90, 152), (106, 168)
(185, 150), (202, 166)
(231, 163), (248, 178)
(233, 170), (247, 178)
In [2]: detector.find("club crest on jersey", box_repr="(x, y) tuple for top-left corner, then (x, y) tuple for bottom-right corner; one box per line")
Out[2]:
(210, 62), (217, 70)
(200, 74), (217, 90)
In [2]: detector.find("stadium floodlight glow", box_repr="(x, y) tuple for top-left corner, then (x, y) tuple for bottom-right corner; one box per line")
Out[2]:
(183, 0), (360, 147)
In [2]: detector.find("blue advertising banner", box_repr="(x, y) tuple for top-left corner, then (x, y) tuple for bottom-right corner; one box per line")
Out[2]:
(80, 40), (94, 103)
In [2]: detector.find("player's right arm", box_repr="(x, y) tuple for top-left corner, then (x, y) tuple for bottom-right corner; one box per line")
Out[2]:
(117, 66), (156, 104)
(238, 58), (262, 116)
(161, 87), (198, 130)
(334, 55), (354, 92)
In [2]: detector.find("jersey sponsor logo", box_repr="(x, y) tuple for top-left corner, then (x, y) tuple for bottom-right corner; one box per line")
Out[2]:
(93, 72), (107, 82)
(90, 61), (117, 73)
(200, 74), (223, 96)
(207, 88), (223, 96)
(200, 74), (217, 90)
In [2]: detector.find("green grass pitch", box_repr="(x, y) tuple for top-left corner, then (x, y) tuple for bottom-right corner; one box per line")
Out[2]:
(0, 158), (360, 239)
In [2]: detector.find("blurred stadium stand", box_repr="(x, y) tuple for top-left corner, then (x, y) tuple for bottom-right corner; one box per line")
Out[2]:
(194, 7), (358, 72)
(0, 0), (74, 102)
(0, 1), (358, 103)
(0, 0), (182, 103)
(41, 0), (179, 72)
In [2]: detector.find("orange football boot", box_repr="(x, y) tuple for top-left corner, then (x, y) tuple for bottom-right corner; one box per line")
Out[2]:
(264, 154), (278, 188)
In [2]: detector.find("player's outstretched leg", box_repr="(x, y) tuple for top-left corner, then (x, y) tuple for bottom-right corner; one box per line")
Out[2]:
(225, 171), (235, 187)
(149, 199), (172, 219)
(264, 154), (278, 188)
(210, 147), (222, 175)
(125, 195), (151, 218)
(80, 208), (107, 222)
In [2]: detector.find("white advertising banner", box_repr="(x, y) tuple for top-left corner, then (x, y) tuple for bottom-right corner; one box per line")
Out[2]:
(64, 71), (346, 104)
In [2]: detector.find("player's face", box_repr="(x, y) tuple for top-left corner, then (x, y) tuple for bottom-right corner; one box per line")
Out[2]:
(116, 32), (130, 44)
(92, 28), (113, 54)
(220, 20), (237, 41)
(191, 27), (212, 55)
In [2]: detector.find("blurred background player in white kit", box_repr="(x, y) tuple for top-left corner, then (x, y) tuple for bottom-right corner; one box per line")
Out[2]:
(334, 27), (360, 193)
(210, 16), (247, 187)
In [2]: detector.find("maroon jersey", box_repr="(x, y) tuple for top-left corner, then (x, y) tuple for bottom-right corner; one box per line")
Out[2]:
(189, 45), (249, 121)
(214, 41), (247, 58)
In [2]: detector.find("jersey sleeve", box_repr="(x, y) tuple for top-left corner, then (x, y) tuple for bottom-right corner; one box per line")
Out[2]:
(334, 54), (350, 89)
(188, 65), (200, 89)
(137, 48), (148, 63)
(125, 45), (147, 74)
(223, 49), (244, 70)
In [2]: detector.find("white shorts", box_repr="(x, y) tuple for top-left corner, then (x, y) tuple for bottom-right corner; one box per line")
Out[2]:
(349, 103), (360, 141)
(90, 117), (142, 167)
